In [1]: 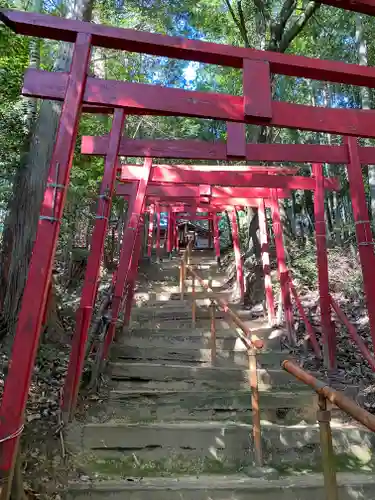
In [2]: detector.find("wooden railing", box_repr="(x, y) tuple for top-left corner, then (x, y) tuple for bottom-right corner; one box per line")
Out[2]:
(179, 240), (264, 466)
(283, 360), (375, 500)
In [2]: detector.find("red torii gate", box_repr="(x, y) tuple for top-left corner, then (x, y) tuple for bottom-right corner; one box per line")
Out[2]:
(2, 6), (375, 494)
(116, 182), (292, 299)
(114, 160), (338, 338)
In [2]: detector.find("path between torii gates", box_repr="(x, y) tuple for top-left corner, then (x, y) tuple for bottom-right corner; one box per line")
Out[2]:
(65, 250), (375, 499)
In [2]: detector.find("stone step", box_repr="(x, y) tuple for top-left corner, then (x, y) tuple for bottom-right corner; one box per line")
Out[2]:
(128, 317), (273, 334)
(110, 346), (290, 368)
(66, 474), (375, 499)
(125, 321), (272, 338)
(126, 325), (242, 337)
(134, 290), (229, 302)
(132, 308), (225, 321)
(117, 333), (244, 348)
(69, 421), (373, 469)
(108, 389), (317, 424)
(133, 301), (191, 308)
(110, 362), (311, 391)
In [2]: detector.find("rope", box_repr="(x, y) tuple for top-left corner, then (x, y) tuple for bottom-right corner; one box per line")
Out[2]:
(0, 424), (24, 444)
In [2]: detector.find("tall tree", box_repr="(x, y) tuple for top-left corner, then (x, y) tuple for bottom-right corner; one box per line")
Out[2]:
(224, 0), (320, 255)
(0, 0), (95, 336)
(355, 14), (375, 220)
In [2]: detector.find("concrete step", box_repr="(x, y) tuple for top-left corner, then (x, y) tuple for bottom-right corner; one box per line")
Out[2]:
(110, 345), (290, 368)
(66, 474), (375, 499)
(134, 289), (230, 302)
(127, 317), (274, 336)
(117, 333), (245, 348)
(108, 389), (317, 424)
(131, 308), (225, 321)
(110, 362), (311, 391)
(126, 325), (242, 337)
(69, 421), (374, 469)
(125, 322), (272, 339)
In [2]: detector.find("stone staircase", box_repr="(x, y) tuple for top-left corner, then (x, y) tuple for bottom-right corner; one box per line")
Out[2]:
(65, 251), (375, 499)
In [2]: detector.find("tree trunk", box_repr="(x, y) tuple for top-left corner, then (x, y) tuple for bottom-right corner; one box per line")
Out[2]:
(225, 210), (233, 246)
(0, 0), (42, 316)
(0, 0), (94, 337)
(355, 14), (375, 219)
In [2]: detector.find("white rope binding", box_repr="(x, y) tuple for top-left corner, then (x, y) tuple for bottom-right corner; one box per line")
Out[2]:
(0, 424), (24, 444)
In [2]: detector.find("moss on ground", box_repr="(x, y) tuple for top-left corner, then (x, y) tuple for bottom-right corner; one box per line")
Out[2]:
(84, 454), (246, 478)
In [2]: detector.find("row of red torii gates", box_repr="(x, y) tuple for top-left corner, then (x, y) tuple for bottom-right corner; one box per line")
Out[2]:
(2, 1), (375, 492)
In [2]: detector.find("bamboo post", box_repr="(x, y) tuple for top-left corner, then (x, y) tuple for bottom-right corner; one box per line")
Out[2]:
(317, 394), (338, 500)
(210, 300), (216, 364)
(249, 348), (262, 466)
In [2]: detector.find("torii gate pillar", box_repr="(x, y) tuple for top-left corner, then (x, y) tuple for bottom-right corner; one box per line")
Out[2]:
(213, 213), (221, 265)
(270, 189), (294, 343)
(230, 209), (245, 303)
(258, 199), (276, 325)
(147, 204), (155, 260)
(156, 203), (161, 263)
(313, 163), (336, 369)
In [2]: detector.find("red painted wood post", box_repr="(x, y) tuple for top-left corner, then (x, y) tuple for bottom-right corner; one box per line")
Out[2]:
(226, 122), (246, 159)
(213, 213), (221, 265)
(62, 109), (125, 420)
(175, 219), (179, 252)
(102, 158), (153, 361)
(123, 215), (144, 329)
(258, 199), (275, 325)
(270, 189), (295, 343)
(230, 208), (245, 303)
(0, 33), (92, 492)
(208, 216), (213, 249)
(147, 204), (154, 259)
(167, 207), (172, 258)
(346, 137), (375, 350)
(313, 163), (336, 369)
(242, 59), (272, 120)
(155, 202), (161, 263)
(171, 213), (176, 253)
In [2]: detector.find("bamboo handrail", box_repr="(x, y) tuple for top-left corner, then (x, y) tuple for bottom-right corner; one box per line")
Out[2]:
(187, 265), (264, 350)
(180, 242), (264, 466)
(282, 360), (375, 432)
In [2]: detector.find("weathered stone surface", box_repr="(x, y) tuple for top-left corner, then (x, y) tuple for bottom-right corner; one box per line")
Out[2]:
(66, 252), (370, 500)
(66, 474), (375, 500)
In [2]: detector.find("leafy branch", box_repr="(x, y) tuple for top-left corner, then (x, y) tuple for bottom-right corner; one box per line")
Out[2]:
(278, 1), (320, 52)
(223, 0), (251, 47)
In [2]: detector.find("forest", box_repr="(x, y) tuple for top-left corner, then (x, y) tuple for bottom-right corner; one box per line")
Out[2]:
(0, 0), (375, 498)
